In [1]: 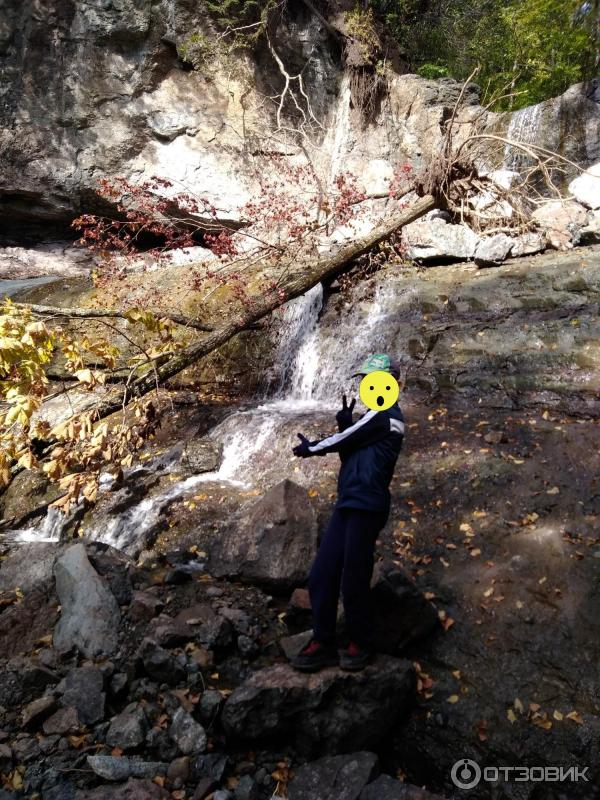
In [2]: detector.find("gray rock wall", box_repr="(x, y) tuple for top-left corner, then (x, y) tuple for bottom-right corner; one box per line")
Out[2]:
(2, 1), (596, 238)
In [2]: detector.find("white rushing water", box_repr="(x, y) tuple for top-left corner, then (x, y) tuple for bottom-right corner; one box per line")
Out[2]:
(9, 508), (70, 543)
(503, 103), (544, 170)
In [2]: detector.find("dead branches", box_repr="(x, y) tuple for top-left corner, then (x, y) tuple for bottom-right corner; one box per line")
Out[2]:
(12, 302), (215, 333)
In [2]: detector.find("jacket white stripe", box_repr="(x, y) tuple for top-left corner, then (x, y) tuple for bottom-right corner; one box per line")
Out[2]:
(308, 409), (379, 453)
(390, 419), (405, 435)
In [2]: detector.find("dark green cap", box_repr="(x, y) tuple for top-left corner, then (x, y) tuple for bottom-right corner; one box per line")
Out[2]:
(351, 353), (400, 378)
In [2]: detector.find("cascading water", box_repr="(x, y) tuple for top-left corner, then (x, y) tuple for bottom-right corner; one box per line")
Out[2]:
(503, 103), (543, 170)
(271, 283), (324, 399)
(6, 508), (70, 544)
(324, 73), (352, 184)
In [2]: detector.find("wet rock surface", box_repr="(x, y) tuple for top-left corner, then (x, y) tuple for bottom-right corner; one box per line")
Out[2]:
(317, 245), (600, 418)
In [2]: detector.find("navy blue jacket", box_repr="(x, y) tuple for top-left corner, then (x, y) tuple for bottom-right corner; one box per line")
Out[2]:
(307, 404), (405, 514)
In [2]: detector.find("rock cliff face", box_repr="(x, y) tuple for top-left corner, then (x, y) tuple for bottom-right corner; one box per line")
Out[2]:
(2, 0), (598, 242)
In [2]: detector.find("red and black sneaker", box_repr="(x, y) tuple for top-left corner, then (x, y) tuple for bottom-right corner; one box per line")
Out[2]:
(339, 641), (372, 671)
(290, 639), (339, 672)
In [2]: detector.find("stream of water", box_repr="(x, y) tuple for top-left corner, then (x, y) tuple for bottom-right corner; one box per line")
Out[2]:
(503, 102), (544, 170)
(0, 276), (58, 297)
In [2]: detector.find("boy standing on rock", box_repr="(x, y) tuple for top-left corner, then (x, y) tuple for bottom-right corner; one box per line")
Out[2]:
(290, 354), (405, 672)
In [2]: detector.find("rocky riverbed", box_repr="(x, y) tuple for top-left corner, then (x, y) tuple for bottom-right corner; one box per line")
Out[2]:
(1, 246), (600, 799)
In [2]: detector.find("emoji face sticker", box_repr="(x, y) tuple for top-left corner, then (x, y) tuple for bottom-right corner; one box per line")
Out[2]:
(359, 371), (400, 411)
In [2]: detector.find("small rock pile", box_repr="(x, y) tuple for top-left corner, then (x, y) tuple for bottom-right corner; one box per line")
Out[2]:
(0, 486), (443, 800)
(402, 163), (600, 267)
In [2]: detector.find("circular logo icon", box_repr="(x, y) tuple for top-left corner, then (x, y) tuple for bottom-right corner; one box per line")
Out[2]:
(451, 759), (482, 790)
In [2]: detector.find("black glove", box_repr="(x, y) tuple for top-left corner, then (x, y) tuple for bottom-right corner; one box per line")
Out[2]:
(336, 394), (356, 431)
(293, 433), (316, 458)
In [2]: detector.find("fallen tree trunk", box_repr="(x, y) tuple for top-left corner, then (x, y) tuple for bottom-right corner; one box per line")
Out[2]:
(89, 194), (436, 421)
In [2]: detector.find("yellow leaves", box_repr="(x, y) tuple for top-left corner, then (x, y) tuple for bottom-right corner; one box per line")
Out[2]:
(546, 486), (560, 495)
(68, 734), (88, 749)
(447, 694), (459, 704)
(75, 368), (106, 388)
(413, 662), (435, 699)
(75, 368), (93, 385)
(521, 512), (539, 527)
(514, 697), (524, 713)
(16, 449), (35, 470)
(505, 699), (583, 730)
(43, 459), (62, 481)
(531, 714), (552, 731)
(438, 609), (455, 631)
(565, 710), (583, 724)
(11, 769), (24, 791)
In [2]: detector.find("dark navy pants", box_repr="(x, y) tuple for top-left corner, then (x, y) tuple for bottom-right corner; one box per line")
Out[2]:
(308, 507), (387, 649)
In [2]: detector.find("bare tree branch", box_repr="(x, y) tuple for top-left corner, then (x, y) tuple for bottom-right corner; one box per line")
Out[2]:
(12, 302), (215, 333)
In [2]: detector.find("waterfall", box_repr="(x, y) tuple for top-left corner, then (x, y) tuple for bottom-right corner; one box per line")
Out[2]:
(503, 103), (543, 170)
(165, 0), (177, 36)
(271, 284), (323, 398)
(8, 507), (71, 544)
(324, 73), (352, 184)
(9, 270), (413, 554)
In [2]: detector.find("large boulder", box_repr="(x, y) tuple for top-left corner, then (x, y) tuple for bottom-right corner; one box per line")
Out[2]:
(61, 666), (106, 726)
(474, 234), (514, 267)
(285, 564), (440, 656)
(209, 480), (318, 590)
(222, 656), (415, 756)
(531, 201), (588, 249)
(0, 469), (61, 524)
(0, 585), (60, 660)
(569, 163), (600, 209)
(288, 752), (379, 800)
(402, 216), (480, 262)
(0, 543), (60, 594)
(53, 543), (121, 658)
(0, 244), (94, 280)
(287, 756), (448, 800)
